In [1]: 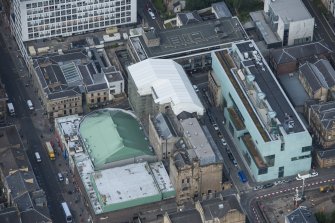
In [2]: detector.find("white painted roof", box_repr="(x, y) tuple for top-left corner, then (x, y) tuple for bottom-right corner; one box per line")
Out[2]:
(269, 0), (312, 23)
(149, 162), (175, 193)
(128, 59), (204, 116)
(92, 162), (159, 206)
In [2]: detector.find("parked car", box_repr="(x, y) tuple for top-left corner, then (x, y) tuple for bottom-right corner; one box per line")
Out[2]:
(221, 138), (227, 146)
(58, 173), (64, 182)
(263, 183), (274, 189)
(253, 185), (263, 191)
(232, 159), (238, 167)
(274, 180), (284, 186)
(213, 123), (219, 131)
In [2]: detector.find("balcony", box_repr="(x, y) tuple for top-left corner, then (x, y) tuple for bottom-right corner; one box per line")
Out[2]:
(215, 51), (270, 142)
(228, 107), (245, 130)
(242, 134), (267, 169)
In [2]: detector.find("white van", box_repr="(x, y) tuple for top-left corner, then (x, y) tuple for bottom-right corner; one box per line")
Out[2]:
(35, 152), (41, 163)
(27, 100), (34, 110)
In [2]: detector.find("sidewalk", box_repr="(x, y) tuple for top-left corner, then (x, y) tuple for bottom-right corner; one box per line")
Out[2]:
(0, 16), (90, 223)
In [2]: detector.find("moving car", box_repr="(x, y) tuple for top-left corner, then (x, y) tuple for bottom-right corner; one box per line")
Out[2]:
(221, 138), (227, 146)
(193, 85), (199, 92)
(35, 152), (42, 163)
(58, 173), (64, 182)
(27, 100), (34, 110)
(148, 8), (155, 19)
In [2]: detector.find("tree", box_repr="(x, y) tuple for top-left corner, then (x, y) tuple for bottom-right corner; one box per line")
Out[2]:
(232, 0), (242, 15)
(315, 212), (327, 223)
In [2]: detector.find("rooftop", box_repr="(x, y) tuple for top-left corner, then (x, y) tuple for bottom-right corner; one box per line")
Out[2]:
(233, 41), (305, 135)
(76, 159), (175, 214)
(168, 209), (202, 223)
(299, 59), (335, 93)
(152, 113), (176, 140)
(286, 206), (317, 223)
(0, 207), (21, 223)
(129, 17), (246, 60)
(212, 1), (232, 18)
(78, 109), (154, 170)
(310, 101), (335, 130)
(0, 126), (51, 223)
(201, 195), (243, 221)
(268, 0), (312, 23)
(177, 11), (202, 25)
(250, 11), (282, 46)
(128, 59), (204, 116)
(180, 118), (216, 165)
(271, 42), (332, 65)
(317, 148), (335, 159)
(33, 48), (112, 100)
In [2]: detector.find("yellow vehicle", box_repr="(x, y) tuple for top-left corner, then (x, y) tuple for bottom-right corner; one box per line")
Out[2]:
(320, 185), (334, 193)
(45, 141), (55, 160)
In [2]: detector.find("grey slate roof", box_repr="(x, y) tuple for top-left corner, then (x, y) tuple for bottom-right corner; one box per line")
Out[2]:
(103, 67), (124, 82)
(314, 59), (335, 88)
(212, 1), (232, 18)
(0, 207), (21, 223)
(317, 148), (335, 159)
(310, 101), (335, 130)
(299, 62), (328, 93)
(169, 209), (202, 223)
(271, 42), (332, 65)
(177, 11), (202, 25)
(153, 113), (176, 140)
(286, 206), (317, 223)
(33, 49), (114, 101)
(201, 195), (243, 221)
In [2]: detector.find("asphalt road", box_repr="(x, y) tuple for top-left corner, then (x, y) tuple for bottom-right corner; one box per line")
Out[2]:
(137, 0), (164, 30)
(302, 0), (335, 47)
(0, 35), (66, 223)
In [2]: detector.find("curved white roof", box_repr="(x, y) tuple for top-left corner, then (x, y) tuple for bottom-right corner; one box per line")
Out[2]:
(128, 59), (204, 116)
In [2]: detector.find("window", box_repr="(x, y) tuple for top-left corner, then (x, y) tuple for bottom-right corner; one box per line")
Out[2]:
(278, 166), (284, 178)
(264, 155), (275, 167)
(281, 142), (285, 151)
(91, 99), (94, 103)
(258, 168), (268, 175)
(302, 146), (312, 153)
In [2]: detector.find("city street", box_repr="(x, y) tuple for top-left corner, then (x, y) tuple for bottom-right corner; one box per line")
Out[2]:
(0, 34), (66, 222)
(0, 20), (91, 222)
(137, 0), (164, 30)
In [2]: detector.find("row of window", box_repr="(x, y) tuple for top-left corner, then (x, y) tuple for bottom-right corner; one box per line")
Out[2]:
(26, 5), (130, 15)
(27, 11), (130, 23)
(27, 12), (130, 27)
(90, 92), (107, 97)
(26, 0), (130, 9)
(90, 97), (107, 104)
(27, 8), (130, 21)
(27, 18), (130, 38)
(291, 154), (311, 161)
(52, 103), (79, 110)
